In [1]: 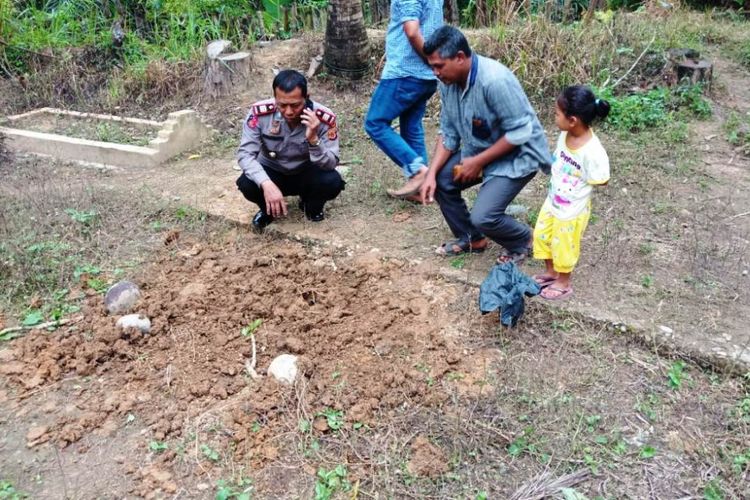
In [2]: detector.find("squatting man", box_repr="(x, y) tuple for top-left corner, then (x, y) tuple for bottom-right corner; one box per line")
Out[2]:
(236, 70), (345, 231)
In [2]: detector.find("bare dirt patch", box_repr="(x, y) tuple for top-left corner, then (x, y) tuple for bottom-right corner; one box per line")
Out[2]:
(0, 147), (748, 497)
(1, 234), (466, 497)
(1, 233), (748, 497)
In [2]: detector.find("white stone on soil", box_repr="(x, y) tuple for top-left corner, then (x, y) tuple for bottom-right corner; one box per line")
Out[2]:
(104, 281), (141, 315)
(658, 325), (674, 335)
(116, 314), (151, 333)
(267, 354), (298, 385)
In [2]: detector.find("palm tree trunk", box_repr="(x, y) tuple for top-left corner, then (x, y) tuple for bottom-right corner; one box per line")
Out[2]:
(324, 0), (370, 79)
(444, 0), (460, 25)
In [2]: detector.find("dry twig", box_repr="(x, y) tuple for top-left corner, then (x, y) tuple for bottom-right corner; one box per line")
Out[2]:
(0, 315), (82, 337)
(245, 332), (262, 380)
(612, 34), (656, 89)
(509, 468), (591, 500)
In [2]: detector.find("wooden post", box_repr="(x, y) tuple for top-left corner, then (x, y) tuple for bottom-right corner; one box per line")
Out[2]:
(676, 60), (713, 90)
(257, 11), (266, 40)
(291, 3), (299, 31)
(282, 6), (289, 32)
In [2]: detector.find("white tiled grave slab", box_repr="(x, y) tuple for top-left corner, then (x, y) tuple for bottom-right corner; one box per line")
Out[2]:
(0, 108), (212, 168)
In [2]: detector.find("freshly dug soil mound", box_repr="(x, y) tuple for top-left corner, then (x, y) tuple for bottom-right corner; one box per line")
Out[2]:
(1, 237), (466, 493)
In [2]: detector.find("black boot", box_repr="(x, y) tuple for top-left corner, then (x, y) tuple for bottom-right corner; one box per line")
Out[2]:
(251, 210), (274, 231)
(306, 210), (325, 222)
(303, 202), (325, 222)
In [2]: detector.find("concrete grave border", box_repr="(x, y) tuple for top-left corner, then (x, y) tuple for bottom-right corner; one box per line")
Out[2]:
(0, 108), (213, 168)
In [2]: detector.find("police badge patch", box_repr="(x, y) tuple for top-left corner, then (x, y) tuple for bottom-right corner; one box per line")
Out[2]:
(327, 126), (338, 141)
(247, 115), (258, 128)
(252, 102), (276, 116)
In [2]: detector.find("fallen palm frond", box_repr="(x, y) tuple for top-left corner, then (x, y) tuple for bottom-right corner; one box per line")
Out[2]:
(510, 468), (592, 500)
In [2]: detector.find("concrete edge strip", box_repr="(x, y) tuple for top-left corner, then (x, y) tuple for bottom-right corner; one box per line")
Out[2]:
(6, 107), (162, 127)
(0, 126), (158, 154)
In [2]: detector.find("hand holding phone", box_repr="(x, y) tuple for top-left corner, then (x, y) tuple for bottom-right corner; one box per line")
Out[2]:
(300, 101), (321, 143)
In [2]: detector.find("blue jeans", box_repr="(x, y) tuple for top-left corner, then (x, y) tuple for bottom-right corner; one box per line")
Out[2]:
(364, 77), (437, 178)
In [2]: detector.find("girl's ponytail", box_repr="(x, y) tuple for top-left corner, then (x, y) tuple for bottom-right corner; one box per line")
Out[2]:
(594, 98), (611, 120)
(558, 86), (610, 126)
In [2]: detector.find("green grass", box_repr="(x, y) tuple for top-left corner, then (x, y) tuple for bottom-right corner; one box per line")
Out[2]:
(468, 8), (748, 109)
(596, 83), (711, 133)
(0, 0), (327, 78)
(0, 159), (226, 327)
(216, 477), (253, 500)
(723, 111), (750, 155)
(314, 465), (351, 500)
(724, 32), (750, 69)
(0, 480), (27, 500)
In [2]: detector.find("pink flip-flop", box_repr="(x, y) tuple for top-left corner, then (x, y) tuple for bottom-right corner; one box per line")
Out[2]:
(540, 286), (573, 301)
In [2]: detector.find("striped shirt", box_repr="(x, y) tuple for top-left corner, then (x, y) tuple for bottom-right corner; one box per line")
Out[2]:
(439, 54), (552, 179)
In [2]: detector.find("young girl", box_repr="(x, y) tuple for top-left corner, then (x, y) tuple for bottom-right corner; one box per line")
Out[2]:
(533, 85), (610, 300)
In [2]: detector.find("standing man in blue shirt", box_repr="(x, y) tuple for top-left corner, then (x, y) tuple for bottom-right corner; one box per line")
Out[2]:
(364, 0), (444, 199)
(419, 26), (552, 261)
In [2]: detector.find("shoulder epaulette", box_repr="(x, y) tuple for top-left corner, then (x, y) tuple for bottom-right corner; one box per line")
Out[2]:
(315, 108), (336, 127)
(252, 99), (276, 116)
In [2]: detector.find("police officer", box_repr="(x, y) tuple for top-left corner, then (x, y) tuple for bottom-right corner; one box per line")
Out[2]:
(236, 69), (344, 230)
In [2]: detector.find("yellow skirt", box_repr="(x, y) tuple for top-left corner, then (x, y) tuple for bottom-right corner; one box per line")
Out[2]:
(532, 198), (591, 273)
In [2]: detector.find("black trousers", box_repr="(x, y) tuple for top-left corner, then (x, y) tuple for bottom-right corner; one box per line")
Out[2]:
(236, 163), (344, 216)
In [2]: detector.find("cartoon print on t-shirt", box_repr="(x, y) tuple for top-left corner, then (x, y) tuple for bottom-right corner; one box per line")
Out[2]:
(551, 149), (583, 209)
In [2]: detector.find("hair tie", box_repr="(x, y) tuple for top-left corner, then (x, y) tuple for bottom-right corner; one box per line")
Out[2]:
(595, 98), (601, 106)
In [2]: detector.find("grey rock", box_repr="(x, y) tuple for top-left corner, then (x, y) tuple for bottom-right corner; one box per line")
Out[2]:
(105, 281), (141, 315)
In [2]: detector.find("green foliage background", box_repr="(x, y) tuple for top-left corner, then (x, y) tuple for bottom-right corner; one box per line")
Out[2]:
(0, 0), (322, 73)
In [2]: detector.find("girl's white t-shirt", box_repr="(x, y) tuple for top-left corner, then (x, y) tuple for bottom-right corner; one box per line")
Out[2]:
(547, 131), (610, 220)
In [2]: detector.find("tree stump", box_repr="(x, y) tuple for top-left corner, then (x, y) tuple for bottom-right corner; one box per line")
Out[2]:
(675, 59), (713, 88)
(666, 48), (713, 90)
(203, 40), (252, 100)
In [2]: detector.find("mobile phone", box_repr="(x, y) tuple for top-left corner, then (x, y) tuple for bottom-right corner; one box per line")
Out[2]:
(305, 99), (314, 111)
